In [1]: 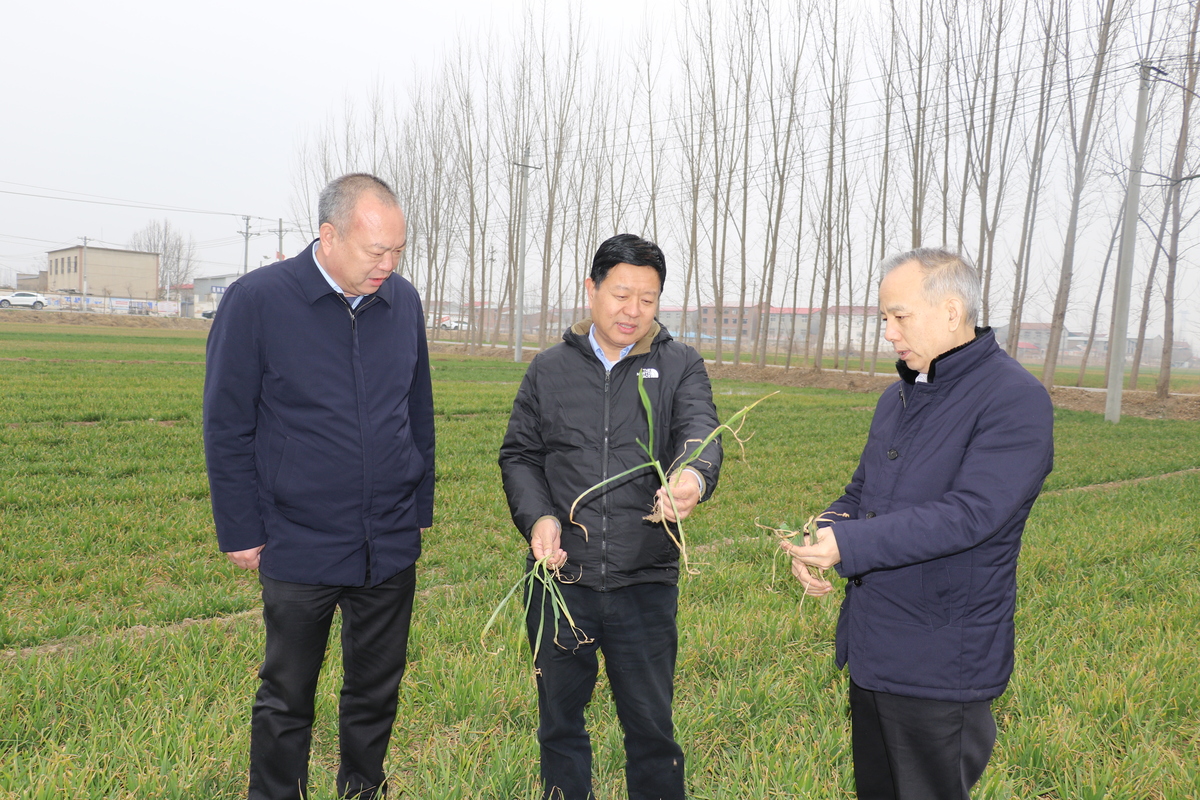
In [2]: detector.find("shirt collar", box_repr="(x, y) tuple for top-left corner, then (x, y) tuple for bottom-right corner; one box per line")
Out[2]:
(311, 241), (362, 308)
(588, 324), (634, 371)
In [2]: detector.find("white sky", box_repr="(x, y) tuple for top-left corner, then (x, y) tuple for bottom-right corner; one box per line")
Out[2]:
(0, 0), (658, 279)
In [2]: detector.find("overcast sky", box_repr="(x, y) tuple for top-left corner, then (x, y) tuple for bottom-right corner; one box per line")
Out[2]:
(0, 0), (658, 280)
(3, 1), (1196, 345)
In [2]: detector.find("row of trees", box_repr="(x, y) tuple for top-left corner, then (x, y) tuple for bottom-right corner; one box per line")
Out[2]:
(291, 0), (1199, 395)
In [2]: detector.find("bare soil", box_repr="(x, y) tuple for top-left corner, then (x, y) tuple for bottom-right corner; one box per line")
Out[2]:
(0, 308), (211, 330)
(704, 363), (1200, 421)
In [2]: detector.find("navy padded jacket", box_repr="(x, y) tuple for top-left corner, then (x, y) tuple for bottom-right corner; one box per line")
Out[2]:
(825, 328), (1053, 702)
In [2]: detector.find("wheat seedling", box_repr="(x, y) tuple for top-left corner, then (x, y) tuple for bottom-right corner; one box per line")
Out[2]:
(758, 512), (850, 605)
(569, 371), (776, 574)
(481, 555), (593, 667)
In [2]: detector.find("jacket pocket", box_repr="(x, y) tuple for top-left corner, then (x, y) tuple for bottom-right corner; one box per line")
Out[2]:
(921, 562), (970, 629)
(256, 431), (291, 498)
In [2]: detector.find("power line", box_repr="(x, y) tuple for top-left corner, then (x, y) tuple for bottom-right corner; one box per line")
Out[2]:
(0, 180), (280, 223)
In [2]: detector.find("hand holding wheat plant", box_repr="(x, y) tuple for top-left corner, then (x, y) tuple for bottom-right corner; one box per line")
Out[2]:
(653, 469), (703, 523)
(759, 513), (848, 601)
(570, 371), (776, 573)
(485, 373), (774, 663)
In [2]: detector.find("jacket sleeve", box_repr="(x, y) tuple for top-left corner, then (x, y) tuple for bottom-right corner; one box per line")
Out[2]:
(666, 346), (723, 501)
(409, 320), (436, 529)
(202, 282), (267, 553)
(498, 361), (557, 541)
(833, 381), (1054, 578)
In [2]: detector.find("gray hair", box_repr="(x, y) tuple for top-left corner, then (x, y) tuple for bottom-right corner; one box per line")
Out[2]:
(879, 247), (981, 326)
(317, 173), (400, 233)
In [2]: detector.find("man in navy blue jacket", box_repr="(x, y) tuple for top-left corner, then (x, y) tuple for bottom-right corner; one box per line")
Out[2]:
(204, 173), (434, 800)
(782, 248), (1053, 799)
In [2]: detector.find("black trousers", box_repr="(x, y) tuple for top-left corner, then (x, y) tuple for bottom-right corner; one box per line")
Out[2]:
(248, 565), (417, 800)
(849, 680), (996, 800)
(526, 581), (684, 800)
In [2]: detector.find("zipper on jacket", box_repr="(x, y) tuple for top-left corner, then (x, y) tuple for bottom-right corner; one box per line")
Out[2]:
(599, 368), (612, 590)
(338, 292), (379, 584)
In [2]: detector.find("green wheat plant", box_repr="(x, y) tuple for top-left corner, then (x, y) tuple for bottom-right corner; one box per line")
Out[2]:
(480, 555), (592, 666)
(569, 371), (776, 574)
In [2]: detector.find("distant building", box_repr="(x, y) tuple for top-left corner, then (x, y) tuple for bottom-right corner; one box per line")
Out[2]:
(47, 245), (158, 299)
(193, 274), (240, 316)
(16, 271), (48, 292)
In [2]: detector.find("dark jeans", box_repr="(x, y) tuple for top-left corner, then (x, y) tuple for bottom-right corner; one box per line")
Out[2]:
(526, 580), (684, 800)
(849, 680), (996, 800)
(249, 566), (417, 800)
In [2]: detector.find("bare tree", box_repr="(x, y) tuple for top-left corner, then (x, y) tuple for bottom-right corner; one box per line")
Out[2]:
(1076, 207), (1123, 385)
(1157, 0), (1200, 398)
(1042, 0), (1121, 390)
(128, 219), (196, 300)
(1006, 0), (1061, 358)
(755, 0), (809, 367)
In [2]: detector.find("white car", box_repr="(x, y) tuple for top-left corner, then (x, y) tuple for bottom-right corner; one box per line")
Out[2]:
(0, 291), (48, 310)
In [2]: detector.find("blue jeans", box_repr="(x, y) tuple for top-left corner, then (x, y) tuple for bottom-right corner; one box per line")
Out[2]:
(249, 566), (416, 800)
(526, 581), (684, 800)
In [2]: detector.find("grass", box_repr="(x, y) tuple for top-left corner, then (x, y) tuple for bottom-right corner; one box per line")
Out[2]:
(1, 324), (1198, 798)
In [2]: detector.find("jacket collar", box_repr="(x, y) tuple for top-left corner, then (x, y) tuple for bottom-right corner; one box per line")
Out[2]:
(897, 326), (995, 384)
(296, 238), (394, 308)
(566, 318), (667, 359)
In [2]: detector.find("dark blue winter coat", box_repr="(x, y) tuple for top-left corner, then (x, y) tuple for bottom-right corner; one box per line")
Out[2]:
(203, 241), (435, 587)
(824, 328), (1053, 702)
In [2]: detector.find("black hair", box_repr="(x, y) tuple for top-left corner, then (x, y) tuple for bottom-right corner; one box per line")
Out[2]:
(590, 234), (666, 289)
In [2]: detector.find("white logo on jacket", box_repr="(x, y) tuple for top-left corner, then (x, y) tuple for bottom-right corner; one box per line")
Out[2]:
(640, 368), (660, 379)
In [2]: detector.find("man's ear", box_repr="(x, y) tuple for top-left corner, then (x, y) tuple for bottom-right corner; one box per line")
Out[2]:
(946, 296), (965, 332)
(318, 221), (337, 252)
(584, 278), (596, 306)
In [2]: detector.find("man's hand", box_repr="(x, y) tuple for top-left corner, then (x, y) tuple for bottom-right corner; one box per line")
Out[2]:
(530, 517), (567, 569)
(780, 527), (841, 597)
(226, 545), (265, 570)
(656, 469), (702, 523)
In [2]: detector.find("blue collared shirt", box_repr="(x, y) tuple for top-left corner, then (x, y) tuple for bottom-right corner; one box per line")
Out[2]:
(312, 242), (363, 309)
(588, 325), (633, 372)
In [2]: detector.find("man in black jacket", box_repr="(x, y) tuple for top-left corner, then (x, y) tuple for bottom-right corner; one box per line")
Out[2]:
(499, 234), (722, 800)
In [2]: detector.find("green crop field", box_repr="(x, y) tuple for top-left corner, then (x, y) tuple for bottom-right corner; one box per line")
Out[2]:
(1, 322), (1198, 799)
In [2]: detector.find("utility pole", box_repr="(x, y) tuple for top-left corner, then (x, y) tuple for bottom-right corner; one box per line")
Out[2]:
(512, 144), (541, 363)
(79, 236), (89, 312)
(487, 246), (496, 348)
(1105, 62), (1154, 423)
(241, 216), (252, 275)
(276, 218), (285, 259)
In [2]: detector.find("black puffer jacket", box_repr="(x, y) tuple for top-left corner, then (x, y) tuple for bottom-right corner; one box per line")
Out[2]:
(499, 320), (722, 590)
